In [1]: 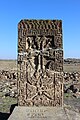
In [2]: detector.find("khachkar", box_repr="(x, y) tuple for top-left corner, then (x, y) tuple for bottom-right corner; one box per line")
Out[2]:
(17, 19), (63, 107)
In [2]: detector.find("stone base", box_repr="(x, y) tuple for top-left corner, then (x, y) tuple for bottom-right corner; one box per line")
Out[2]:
(8, 106), (80, 120)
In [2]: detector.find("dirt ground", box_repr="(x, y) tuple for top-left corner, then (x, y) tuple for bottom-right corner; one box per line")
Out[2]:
(0, 60), (80, 72)
(0, 60), (17, 71)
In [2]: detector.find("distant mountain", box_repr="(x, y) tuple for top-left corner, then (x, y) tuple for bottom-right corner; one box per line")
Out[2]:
(0, 58), (80, 64)
(64, 58), (80, 64)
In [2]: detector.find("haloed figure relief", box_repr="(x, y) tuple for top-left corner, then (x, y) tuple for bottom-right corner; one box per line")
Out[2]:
(18, 20), (63, 106)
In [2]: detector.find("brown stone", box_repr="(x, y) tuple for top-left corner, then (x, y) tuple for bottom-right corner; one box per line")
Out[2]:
(17, 19), (63, 106)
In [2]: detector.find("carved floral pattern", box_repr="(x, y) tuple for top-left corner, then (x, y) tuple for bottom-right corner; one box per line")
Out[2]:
(18, 20), (63, 106)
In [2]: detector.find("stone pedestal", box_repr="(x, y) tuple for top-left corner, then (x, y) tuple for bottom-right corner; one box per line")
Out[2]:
(8, 106), (80, 120)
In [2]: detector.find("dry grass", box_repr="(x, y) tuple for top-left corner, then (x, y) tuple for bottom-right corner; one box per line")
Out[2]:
(0, 60), (17, 71)
(0, 60), (80, 72)
(64, 63), (80, 72)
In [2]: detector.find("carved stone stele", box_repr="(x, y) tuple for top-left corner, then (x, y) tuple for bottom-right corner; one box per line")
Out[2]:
(17, 19), (63, 106)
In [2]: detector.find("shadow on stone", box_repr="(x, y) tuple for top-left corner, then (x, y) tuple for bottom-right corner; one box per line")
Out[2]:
(0, 112), (10, 120)
(10, 103), (18, 114)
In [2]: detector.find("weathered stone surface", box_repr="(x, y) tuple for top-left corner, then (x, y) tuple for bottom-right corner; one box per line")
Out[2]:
(17, 19), (63, 106)
(8, 106), (80, 120)
(0, 70), (17, 98)
(64, 72), (80, 98)
(18, 20), (62, 53)
(0, 70), (80, 99)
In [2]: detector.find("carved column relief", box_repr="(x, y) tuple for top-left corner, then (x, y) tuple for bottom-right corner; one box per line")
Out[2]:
(18, 20), (63, 106)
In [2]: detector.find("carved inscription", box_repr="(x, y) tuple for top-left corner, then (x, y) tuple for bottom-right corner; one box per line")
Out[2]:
(26, 109), (47, 118)
(18, 20), (63, 106)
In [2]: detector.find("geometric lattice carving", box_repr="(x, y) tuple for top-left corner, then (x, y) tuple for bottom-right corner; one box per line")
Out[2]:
(17, 19), (63, 106)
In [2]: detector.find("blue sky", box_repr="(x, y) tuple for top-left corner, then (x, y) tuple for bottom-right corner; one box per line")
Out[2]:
(0, 0), (80, 59)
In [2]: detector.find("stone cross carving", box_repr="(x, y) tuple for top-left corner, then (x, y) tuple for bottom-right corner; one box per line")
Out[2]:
(18, 20), (63, 106)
